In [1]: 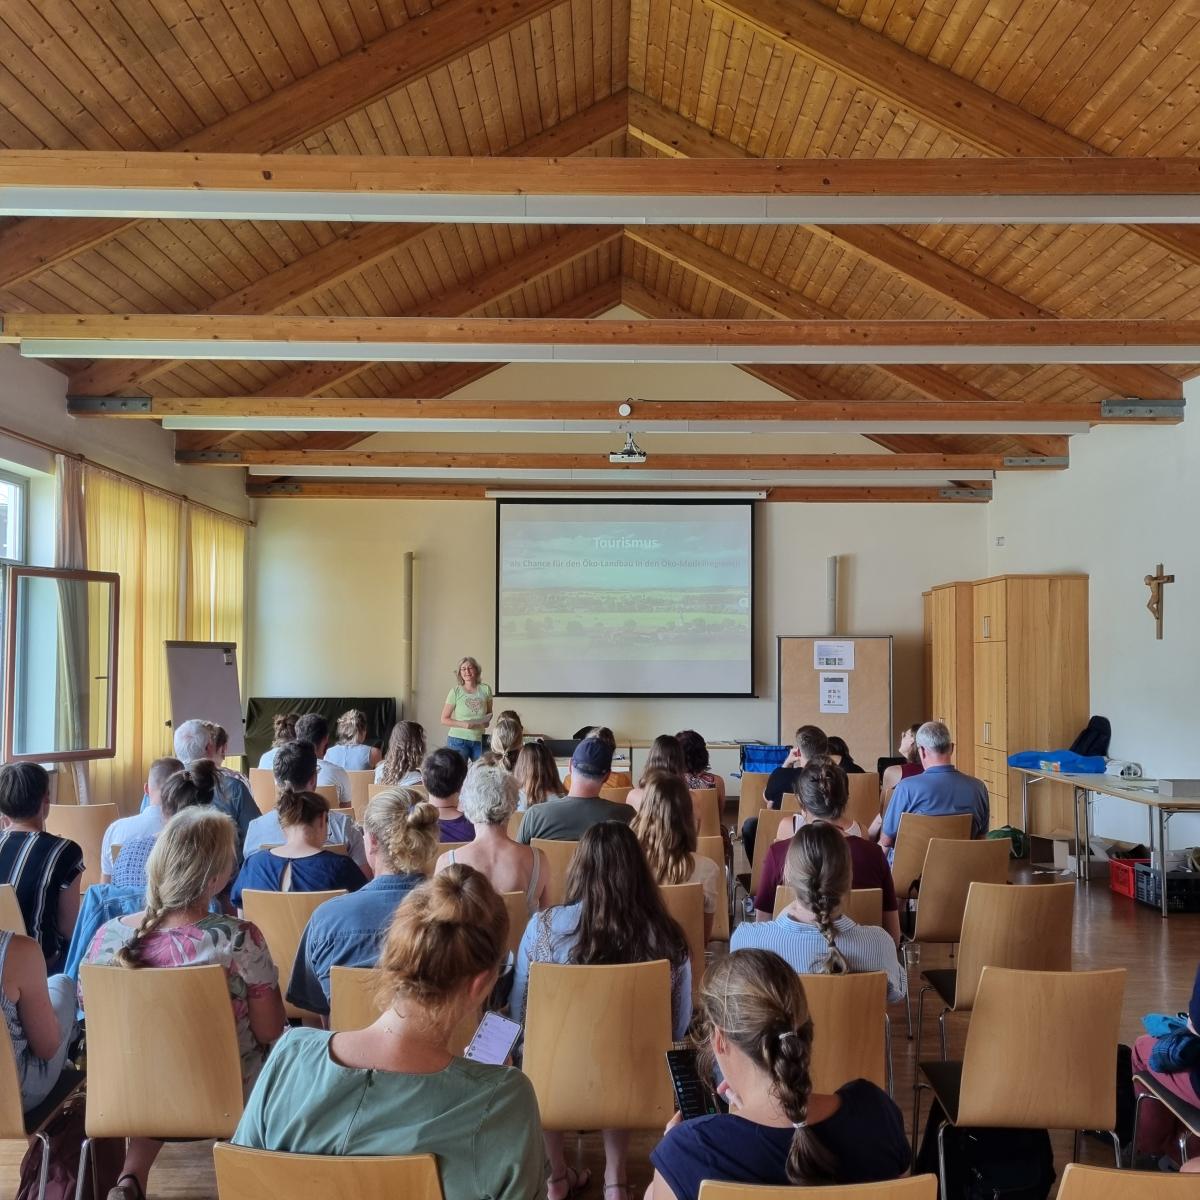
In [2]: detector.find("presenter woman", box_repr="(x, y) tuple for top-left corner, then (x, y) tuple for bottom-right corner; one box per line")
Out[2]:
(441, 657), (493, 762)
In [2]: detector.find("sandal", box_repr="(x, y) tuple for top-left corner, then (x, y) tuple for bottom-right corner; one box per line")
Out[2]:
(547, 1165), (591, 1200)
(108, 1176), (146, 1200)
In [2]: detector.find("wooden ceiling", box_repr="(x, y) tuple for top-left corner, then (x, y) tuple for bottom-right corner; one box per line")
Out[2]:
(1, 0), (1197, 500)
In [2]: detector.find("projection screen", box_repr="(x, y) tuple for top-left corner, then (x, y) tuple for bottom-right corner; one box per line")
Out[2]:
(496, 500), (754, 696)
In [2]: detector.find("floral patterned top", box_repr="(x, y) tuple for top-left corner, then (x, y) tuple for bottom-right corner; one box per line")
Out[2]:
(80, 913), (279, 1091)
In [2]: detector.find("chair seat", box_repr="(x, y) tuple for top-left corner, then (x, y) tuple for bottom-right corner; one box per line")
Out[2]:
(919, 1059), (964, 1123)
(1134, 1071), (1200, 1136)
(24, 1067), (84, 1134)
(922, 968), (958, 1008)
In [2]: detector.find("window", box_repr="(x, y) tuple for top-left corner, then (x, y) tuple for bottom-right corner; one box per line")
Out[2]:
(0, 471), (27, 565)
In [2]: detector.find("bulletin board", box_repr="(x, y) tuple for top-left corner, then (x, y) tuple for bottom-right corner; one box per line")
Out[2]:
(777, 636), (893, 769)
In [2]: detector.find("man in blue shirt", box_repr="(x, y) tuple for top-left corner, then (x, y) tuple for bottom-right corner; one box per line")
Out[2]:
(879, 720), (989, 859)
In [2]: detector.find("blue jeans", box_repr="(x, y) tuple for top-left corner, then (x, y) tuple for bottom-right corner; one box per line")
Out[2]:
(447, 736), (483, 761)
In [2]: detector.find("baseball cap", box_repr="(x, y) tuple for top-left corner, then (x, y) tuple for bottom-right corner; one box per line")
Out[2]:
(570, 737), (613, 778)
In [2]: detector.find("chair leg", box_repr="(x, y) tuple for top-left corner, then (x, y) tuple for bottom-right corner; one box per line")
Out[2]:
(938, 1008), (949, 1061)
(915, 985), (929, 1055)
(1110, 1130), (1123, 1168)
(34, 1131), (50, 1200)
(900, 943), (913, 1039)
(937, 1120), (951, 1199)
(911, 1081), (928, 1172)
(73, 1136), (91, 1200)
(1132, 1088), (1158, 1163)
(1178, 1132), (1188, 1167)
(1072, 1130), (1081, 1164)
(884, 1014), (894, 1099)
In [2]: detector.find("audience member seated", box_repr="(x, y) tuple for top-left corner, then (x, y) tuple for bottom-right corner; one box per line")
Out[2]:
(826, 736), (865, 774)
(0, 764), (83, 973)
(752, 759), (900, 945)
(732, 823), (906, 1003)
(1131, 961), (1200, 1167)
(82, 808), (286, 1200)
(231, 790), (367, 908)
(235, 867), (544, 1200)
(295, 713), (352, 807)
(516, 738), (634, 843)
(878, 720), (989, 859)
(422, 749), (475, 843)
(441, 655), (494, 762)
(677, 729), (727, 804)
(244, 741), (368, 873)
(0, 923), (77, 1112)
(562, 727), (634, 790)
(647, 948), (908, 1200)
(631, 771), (721, 943)
(510, 821), (691, 1199)
(288, 787), (439, 1016)
(375, 720), (427, 787)
(878, 724), (922, 801)
(435, 764), (549, 913)
(112, 761), (215, 889)
(100, 757), (182, 883)
(627, 735), (687, 811)
(325, 709), (381, 772)
(489, 710), (525, 772)
(174, 718), (257, 853)
(207, 721), (253, 795)
(257, 713), (297, 771)
(513, 741), (565, 811)
(742, 725), (829, 865)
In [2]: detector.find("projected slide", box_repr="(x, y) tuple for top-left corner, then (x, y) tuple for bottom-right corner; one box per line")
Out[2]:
(497, 501), (753, 695)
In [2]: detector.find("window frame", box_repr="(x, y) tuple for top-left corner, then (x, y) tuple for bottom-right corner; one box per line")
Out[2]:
(0, 470), (29, 566)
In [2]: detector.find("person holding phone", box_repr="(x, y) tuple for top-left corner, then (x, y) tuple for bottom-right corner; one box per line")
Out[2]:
(235, 866), (544, 1200)
(647, 949), (908, 1199)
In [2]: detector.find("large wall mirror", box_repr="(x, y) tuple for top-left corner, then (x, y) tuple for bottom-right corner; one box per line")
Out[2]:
(3, 566), (120, 763)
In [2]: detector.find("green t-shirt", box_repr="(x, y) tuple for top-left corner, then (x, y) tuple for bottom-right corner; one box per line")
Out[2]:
(235, 1028), (544, 1200)
(445, 683), (493, 742)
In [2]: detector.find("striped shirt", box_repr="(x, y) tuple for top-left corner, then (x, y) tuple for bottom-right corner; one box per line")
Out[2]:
(0, 830), (84, 968)
(730, 913), (907, 1003)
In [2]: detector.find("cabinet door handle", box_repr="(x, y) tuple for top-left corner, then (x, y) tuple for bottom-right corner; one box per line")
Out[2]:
(983, 721), (991, 745)
(982, 614), (991, 639)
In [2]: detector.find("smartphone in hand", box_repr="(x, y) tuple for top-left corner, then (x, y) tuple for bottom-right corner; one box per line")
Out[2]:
(666, 1048), (728, 1121)
(464, 1012), (522, 1066)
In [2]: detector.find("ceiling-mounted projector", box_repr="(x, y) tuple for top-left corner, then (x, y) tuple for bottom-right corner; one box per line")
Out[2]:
(609, 431), (648, 465)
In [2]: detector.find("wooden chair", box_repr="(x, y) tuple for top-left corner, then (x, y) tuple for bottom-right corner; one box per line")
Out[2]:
(45, 803), (118, 892)
(346, 770), (374, 818)
(749, 809), (790, 893)
(772, 886), (884, 929)
(437, 841), (469, 861)
(77, 963), (244, 1178)
(501, 890), (530, 956)
(248, 768), (277, 814)
(916, 881), (1074, 1060)
(913, 966), (1127, 1186)
(659, 882), (706, 1001)
(0, 885), (26, 935)
(690, 788), (721, 838)
(600, 786), (632, 803)
(696, 835), (730, 942)
(698, 1178), (937, 1198)
(241, 889), (346, 1020)
(735, 772), (769, 834)
(523, 960), (674, 1130)
(890, 812), (973, 904)
(1058, 1162), (1199, 1198)
(804, 971), (891, 1095)
(1132, 1070), (1200, 1168)
(315, 784), (340, 808)
(507, 811), (524, 838)
(330, 968), (479, 1054)
(910, 838), (1010, 947)
(214, 1143), (443, 1200)
(531, 839), (578, 908)
(845, 772), (882, 830)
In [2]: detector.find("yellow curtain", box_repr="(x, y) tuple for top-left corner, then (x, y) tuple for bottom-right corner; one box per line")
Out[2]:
(83, 469), (183, 811)
(186, 508), (247, 687)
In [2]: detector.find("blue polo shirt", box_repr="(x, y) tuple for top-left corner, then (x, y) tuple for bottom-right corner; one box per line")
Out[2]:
(287, 873), (424, 1015)
(881, 763), (990, 849)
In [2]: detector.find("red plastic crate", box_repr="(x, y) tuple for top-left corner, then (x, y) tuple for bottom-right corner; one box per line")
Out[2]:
(1109, 857), (1151, 898)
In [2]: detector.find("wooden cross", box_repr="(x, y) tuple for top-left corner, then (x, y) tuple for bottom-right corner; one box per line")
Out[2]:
(1144, 563), (1175, 640)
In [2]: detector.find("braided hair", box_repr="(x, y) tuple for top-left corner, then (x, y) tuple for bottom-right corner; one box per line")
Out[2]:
(782, 822), (851, 976)
(700, 949), (836, 1184)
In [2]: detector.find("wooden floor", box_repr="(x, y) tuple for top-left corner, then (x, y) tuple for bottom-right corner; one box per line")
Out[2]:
(6, 862), (1195, 1198)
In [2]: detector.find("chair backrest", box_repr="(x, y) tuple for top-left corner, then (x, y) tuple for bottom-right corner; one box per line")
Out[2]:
(779, 793), (802, 813)
(1057, 1163), (1200, 1199)
(213, 1143), (443, 1200)
(241, 889), (346, 1020)
(315, 785), (339, 808)
(79, 963), (244, 1138)
(698, 1177), (938, 1199)
(524, 960), (674, 1129)
(772, 886), (883, 929)
(329, 967), (479, 1053)
(531, 839), (578, 908)
(507, 811), (525, 838)
(689, 789), (721, 838)
(750, 809), (790, 892)
(735, 772), (769, 831)
(659, 882), (706, 1001)
(958, 966), (1125, 1130)
(248, 768), (277, 815)
(600, 786), (631, 803)
(695, 835), (729, 941)
(0, 884), (26, 935)
(951, 882), (1074, 1011)
(890, 812), (973, 900)
(844, 772), (882, 830)
(802, 971), (889, 1093)
(0, 1014), (28, 1139)
(500, 890), (530, 956)
(45, 803), (119, 892)
(346, 770), (373, 819)
(912, 837), (1010, 944)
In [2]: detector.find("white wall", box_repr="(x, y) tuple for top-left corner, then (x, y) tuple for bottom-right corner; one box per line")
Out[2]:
(987, 377), (1200, 845)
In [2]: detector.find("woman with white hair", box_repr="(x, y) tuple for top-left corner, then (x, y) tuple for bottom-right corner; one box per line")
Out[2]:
(434, 764), (548, 912)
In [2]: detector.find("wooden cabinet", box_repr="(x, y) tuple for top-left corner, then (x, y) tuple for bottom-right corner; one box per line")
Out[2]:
(929, 582), (974, 776)
(973, 579), (1008, 642)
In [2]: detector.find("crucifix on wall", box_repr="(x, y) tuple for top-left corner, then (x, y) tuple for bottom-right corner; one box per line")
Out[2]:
(1144, 563), (1175, 640)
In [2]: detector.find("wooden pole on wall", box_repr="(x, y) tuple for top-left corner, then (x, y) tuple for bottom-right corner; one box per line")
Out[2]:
(401, 552), (414, 720)
(827, 556), (840, 635)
